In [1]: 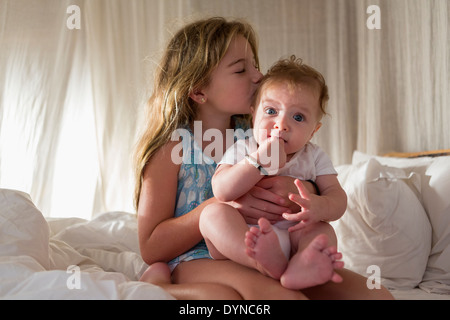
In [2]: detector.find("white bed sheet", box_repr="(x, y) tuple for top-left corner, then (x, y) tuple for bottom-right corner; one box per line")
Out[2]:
(390, 289), (450, 300)
(0, 189), (174, 300)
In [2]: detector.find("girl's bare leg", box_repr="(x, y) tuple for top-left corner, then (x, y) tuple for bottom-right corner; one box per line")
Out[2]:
(174, 259), (393, 300)
(140, 261), (172, 284)
(172, 258), (393, 300)
(172, 259), (309, 300)
(302, 268), (394, 300)
(140, 262), (242, 300)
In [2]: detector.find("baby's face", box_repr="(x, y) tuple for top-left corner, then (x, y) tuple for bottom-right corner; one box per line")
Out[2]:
(252, 81), (322, 156)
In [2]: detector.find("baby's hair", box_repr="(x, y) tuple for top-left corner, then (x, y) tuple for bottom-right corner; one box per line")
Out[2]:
(253, 55), (329, 119)
(134, 17), (259, 209)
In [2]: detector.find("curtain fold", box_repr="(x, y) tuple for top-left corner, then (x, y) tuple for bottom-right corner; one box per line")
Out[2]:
(1, 0), (448, 218)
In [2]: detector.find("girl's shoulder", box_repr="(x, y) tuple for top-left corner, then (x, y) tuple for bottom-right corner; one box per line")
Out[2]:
(144, 140), (181, 175)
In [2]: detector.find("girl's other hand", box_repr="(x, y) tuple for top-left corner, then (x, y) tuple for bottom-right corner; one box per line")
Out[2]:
(228, 176), (318, 225)
(227, 185), (290, 225)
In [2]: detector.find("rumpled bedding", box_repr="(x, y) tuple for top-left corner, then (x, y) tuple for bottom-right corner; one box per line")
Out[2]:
(0, 189), (174, 299)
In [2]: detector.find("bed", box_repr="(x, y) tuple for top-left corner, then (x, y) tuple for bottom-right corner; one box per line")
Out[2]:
(1, 150), (449, 300)
(0, 194), (174, 299)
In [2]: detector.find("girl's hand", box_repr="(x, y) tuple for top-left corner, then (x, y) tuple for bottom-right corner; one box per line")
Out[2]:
(282, 179), (322, 232)
(227, 185), (291, 225)
(256, 176), (302, 212)
(228, 176), (319, 225)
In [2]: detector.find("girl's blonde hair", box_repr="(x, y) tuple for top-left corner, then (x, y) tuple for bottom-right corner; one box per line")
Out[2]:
(134, 17), (259, 209)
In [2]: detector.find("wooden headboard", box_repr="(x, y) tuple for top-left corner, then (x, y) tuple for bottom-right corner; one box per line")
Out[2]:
(383, 149), (450, 158)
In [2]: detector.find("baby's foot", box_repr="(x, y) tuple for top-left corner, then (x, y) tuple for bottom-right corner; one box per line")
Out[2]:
(280, 234), (344, 290)
(245, 218), (288, 279)
(139, 262), (172, 285)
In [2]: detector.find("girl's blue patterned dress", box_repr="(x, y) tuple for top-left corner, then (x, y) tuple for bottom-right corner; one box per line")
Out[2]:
(168, 117), (250, 271)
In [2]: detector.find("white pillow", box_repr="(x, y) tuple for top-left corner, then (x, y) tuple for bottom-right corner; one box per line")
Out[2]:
(352, 151), (450, 293)
(334, 158), (432, 290)
(0, 189), (50, 269)
(418, 157), (450, 293)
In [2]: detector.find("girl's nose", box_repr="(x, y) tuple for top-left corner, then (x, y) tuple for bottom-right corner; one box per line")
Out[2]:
(252, 68), (263, 84)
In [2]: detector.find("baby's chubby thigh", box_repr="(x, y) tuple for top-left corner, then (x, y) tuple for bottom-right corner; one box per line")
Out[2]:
(289, 221), (337, 254)
(199, 202), (249, 259)
(200, 202), (244, 235)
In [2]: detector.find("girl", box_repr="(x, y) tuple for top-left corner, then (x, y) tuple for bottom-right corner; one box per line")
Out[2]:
(134, 17), (393, 300)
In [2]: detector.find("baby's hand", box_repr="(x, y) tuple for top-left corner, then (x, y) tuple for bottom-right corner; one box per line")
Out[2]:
(270, 130), (287, 169)
(282, 179), (321, 231)
(257, 135), (287, 173)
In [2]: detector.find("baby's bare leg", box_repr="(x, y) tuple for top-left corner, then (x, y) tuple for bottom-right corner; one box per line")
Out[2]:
(291, 221), (338, 252)
(280, 222), (344, 290)
(200, 203), (256, 266)
(245, 217), (289, 279)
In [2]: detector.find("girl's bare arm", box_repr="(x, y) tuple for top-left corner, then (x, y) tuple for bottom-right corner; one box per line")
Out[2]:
(137, 141), (216, 265)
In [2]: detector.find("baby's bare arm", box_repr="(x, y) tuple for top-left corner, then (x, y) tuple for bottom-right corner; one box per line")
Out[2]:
(314, 174), (347, 221)
(213, 137), (287, 203)
(212, 162), (265, 202)
(282, 176), (347, 230)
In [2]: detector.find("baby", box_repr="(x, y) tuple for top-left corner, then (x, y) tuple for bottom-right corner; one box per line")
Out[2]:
(199, 56), (347, 289)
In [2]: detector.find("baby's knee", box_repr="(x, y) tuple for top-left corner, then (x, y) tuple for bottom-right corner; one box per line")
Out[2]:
(308, 221), (337, 246)
(291, 221), (338, 251)
(199, 203), (231, 232)
(201, 202), (227, 220)
(318, 221), (337, 246)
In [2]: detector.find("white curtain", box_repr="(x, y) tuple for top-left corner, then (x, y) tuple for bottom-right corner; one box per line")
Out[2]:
(1, 0), (448, 219)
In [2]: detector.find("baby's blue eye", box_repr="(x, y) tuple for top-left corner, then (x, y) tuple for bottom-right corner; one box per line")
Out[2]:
(265, 108), (276, 115)
(294, 114), (304, 122)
